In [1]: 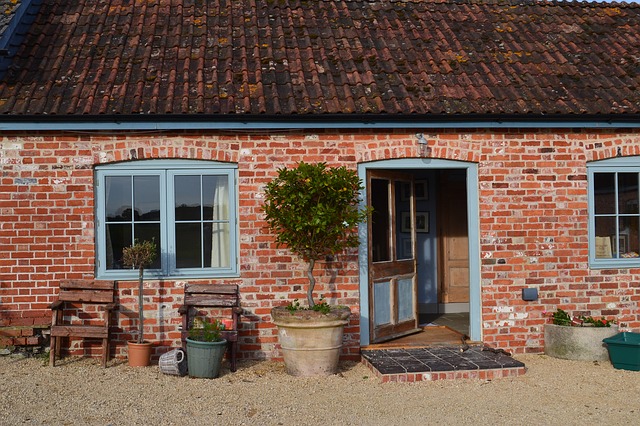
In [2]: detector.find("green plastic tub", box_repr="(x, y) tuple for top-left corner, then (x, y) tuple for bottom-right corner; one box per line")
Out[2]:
(603, 332), (640, 371)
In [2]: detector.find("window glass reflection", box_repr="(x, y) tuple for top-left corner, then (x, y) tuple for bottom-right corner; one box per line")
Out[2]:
(105, 176), (132, 222)
(133, 176), (160, 221)
(618, 173), (639, 215)
(175, 175), (202, 221)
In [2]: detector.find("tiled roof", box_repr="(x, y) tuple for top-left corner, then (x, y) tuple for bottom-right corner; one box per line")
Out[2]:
(0, 0), (640, 118)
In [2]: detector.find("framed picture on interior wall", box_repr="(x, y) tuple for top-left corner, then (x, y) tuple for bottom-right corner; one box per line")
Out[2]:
(415, 180), (428, 200)
(416, 212), (429, 233)
(401, 211), (412, 232)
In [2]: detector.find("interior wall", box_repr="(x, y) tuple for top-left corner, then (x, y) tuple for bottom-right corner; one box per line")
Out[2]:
(415, 170), (438, 312)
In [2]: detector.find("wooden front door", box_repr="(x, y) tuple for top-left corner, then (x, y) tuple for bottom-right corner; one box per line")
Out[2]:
(368, 171), (420, 343)
(438, 173), (469, 304)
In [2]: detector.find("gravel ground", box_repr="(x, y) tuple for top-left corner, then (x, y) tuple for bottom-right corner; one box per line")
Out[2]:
(1, 353), (639, 425)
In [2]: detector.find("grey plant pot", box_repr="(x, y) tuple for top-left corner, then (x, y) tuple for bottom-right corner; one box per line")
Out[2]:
(186, 338), (227, 378)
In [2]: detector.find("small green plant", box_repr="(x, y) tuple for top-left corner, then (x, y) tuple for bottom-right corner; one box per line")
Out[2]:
(581, 315), (614, 327)
(286, 296), (331, 314)
(311, 297), (331, 314)
(122, 239), (157, 344)
(188, 318), (225, 342)
(546, 308), (614, 327)
(550, 308), (572, 326)
(286, 299), (301, 313)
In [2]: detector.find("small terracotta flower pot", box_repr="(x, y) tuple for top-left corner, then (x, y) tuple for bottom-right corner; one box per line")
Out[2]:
(127, 341), (153, 367)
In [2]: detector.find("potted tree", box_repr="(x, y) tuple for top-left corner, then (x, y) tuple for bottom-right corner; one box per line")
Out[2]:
(263, 161), (370, 376)
(122, 239), (157, 367)
(186, 318), (227, 378)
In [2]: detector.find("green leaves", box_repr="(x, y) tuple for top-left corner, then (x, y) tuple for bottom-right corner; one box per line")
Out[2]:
(263, 162), (369, 262)
(122, 239), (157, 270)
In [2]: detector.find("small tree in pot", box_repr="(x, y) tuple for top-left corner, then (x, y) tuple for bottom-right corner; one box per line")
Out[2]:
(263, 161), (370, 376)
(122, 239), (157, 366)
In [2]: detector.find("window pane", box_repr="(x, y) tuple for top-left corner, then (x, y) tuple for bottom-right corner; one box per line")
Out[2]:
(594, 216), (615, 258)
(594, 173), (616, 215)
(396, 181), (413, 260)
(204, 175), (228, 220)
(619, 216), (640, 258)
(134, 224), (161, 269)
(134, 176), (160, 221)
(105, 176), (132, 222)
(204, 223), (230, 268)
(175, 175), (202, 221)
(618, 173), (639, 215)
(176, 223), (202, 268)
(371, 178), (390, 262)
(105, 223), (132, 269)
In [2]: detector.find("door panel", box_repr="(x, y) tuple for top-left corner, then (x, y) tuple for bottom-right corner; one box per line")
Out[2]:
(439, 174), (470, 304)
(373, 281), (392, 326)
(397, 277), (415, 322)
(368, 171), (420, 343)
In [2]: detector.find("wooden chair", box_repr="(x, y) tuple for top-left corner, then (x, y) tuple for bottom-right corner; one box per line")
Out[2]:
(179, 284), (242, 372)
(49, 280), (116, 367)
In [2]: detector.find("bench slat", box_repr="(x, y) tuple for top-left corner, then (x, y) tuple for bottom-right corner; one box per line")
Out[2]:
(184, 283), (238, 295)
(184, 294), (238, 307)
(50, 325), (108, 339)
(60, 280), (115, 291)
(58, 289), (114, 303)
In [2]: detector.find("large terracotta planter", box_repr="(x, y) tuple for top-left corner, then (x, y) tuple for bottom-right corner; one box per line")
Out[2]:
(127, 341), (153, 367)
(272, 306), (351, 377)
(544, 324), (619, 362)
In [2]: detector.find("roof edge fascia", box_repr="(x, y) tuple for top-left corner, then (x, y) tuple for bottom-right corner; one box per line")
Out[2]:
(1, 113), (640, 131)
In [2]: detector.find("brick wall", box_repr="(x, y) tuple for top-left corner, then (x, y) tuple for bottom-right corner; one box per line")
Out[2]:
(1, 129), (640, 360)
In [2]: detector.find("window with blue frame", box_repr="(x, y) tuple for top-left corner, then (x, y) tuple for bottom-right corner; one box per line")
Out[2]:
(95, 160), (238, 279)
(588, 157), (640, 267)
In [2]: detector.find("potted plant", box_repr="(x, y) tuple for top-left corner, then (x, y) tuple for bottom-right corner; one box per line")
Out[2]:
(262, 161), (370, 376)
(186, 318), (227, 378)
(544, 308), (618, 362)
(122, 239), (157, 367)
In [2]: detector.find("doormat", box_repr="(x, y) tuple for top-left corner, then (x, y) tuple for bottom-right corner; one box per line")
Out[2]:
(361, 346), (526, 382)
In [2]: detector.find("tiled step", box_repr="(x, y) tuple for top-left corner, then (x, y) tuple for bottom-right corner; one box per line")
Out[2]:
(361, 346), (526, 383)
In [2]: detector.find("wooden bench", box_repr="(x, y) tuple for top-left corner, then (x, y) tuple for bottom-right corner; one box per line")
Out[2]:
(49, 280), (116, 367)
(179, 284), (242, 372)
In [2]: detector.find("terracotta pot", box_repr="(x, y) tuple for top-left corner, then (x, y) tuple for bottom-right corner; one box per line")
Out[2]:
(127, 341), (153, 367)
(272, 305), (351, 376)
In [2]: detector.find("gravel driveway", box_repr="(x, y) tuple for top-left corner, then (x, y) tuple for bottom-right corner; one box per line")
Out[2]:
(1, 353), (639, 425)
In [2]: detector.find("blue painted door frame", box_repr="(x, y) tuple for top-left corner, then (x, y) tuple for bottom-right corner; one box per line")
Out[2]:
(357, 158), (481, 346)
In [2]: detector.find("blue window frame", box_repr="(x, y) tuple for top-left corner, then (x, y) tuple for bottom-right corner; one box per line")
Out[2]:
(95, 160), (238, 279)
(588, 157), (640, 268)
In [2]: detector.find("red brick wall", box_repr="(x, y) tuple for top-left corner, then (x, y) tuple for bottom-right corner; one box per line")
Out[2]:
(2, 129), (640, 359)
